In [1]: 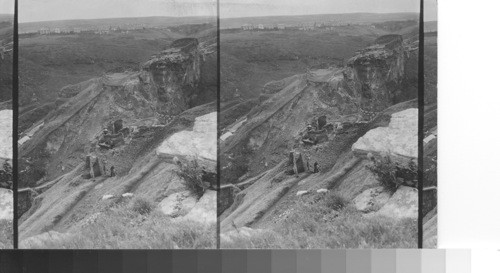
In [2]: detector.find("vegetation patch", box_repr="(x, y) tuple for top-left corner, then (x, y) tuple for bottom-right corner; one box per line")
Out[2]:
(0, 219), (13, 249)
(131, 197), (154, 215)
(223, 191), (417, 249)
(24, 203), (216, 249)
(176, 160), (209, 199)
(367, 156), (417, 192)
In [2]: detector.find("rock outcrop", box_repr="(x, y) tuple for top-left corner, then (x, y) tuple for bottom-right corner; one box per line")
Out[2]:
(353, 186), (391, 212)
(0, 188), (12, 221)
(141, 38), (203, 116)
(156, 112), (217, 171)
(158, 191), (197, 217)
(352, 108), (417, 162)
(178, 190), (216, 225)
(376, 186), (418, 219)
(0, 110), (12, 160)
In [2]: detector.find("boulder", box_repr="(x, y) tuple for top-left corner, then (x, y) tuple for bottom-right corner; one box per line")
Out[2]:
(423, 207), (438, 248)
(0, 188), (12, 221)
(289, 151), (306, 174)
(352, 108), (417, 162)
(179, 190), (216, 224)
(353, 186), (391, 212)
(20, 231), (75, 249)
(220, 227), (266, 246)
(85, 155), (106, 178)
(296, 190), (309, 196)
(141, 38), (203, 116)
(158, 191), (197, 217)
(376, 186), (418, 219)
(102, 195), (114, 200)
(0, 110), (12, 159)
(156, 112), (217, 172)
(316, 189), (328, 194)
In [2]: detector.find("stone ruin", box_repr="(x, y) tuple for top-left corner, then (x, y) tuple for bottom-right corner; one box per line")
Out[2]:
(301, 115), (333, 145)
(84, 155), (106, 179)
(288, 151), (306, 175)
(97, 119), (130, 149)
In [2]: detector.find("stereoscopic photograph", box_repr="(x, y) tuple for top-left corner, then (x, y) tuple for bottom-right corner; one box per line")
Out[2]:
(0, 0), (13, 250)
(218, 0), (422, 248)
(17, 0), (217, 249)
(0, 0), (438, 250)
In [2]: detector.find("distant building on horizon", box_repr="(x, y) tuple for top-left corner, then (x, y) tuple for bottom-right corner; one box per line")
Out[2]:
(39, 28), (50, 35)
(242, 24), (255, 30)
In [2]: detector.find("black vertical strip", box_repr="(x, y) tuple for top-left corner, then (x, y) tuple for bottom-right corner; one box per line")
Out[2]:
(12, 0), (19, 249)
(216, 0), (221, 249)
(418, 0), (425, 249)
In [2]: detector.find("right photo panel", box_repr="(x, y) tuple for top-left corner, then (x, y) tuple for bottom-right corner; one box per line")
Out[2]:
(219, 0), (421, 248)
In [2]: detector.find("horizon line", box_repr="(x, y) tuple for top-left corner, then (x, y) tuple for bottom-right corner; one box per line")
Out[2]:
(19, 11), (421, 25)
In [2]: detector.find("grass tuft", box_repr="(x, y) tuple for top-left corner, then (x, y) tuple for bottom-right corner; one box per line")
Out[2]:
(131, 197), (154, 215)
(176, 160), (208, 199)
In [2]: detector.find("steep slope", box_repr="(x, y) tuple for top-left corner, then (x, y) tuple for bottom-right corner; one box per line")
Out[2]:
(0, 19), (13, 102)
(0, 110), (12, 249)
(18, 38), (217, 249)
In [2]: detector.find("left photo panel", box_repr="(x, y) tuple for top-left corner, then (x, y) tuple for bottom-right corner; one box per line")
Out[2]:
(17, 0), (217, 248)
(0, 0), (13, 249)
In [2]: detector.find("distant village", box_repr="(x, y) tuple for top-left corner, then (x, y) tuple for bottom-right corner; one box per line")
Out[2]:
(239, 20), (377, 31)
(19, 23), (151, 36)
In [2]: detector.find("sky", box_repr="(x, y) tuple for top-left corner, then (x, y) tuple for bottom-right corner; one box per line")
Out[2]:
(424, 0), (438, 21)
(0, 0), (14, 14)
(18, 0), (435, 23)
(20, 0), (217, 23)
(220, 0), (421, 18)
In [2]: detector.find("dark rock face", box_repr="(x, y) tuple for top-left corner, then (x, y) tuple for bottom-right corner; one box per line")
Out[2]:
(141, 38), (202, 116)
(85, 155), (105, 179)
(0, 160), (12, 189)
(346, 34), (407, 111)
(288, 151), (306, 174)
